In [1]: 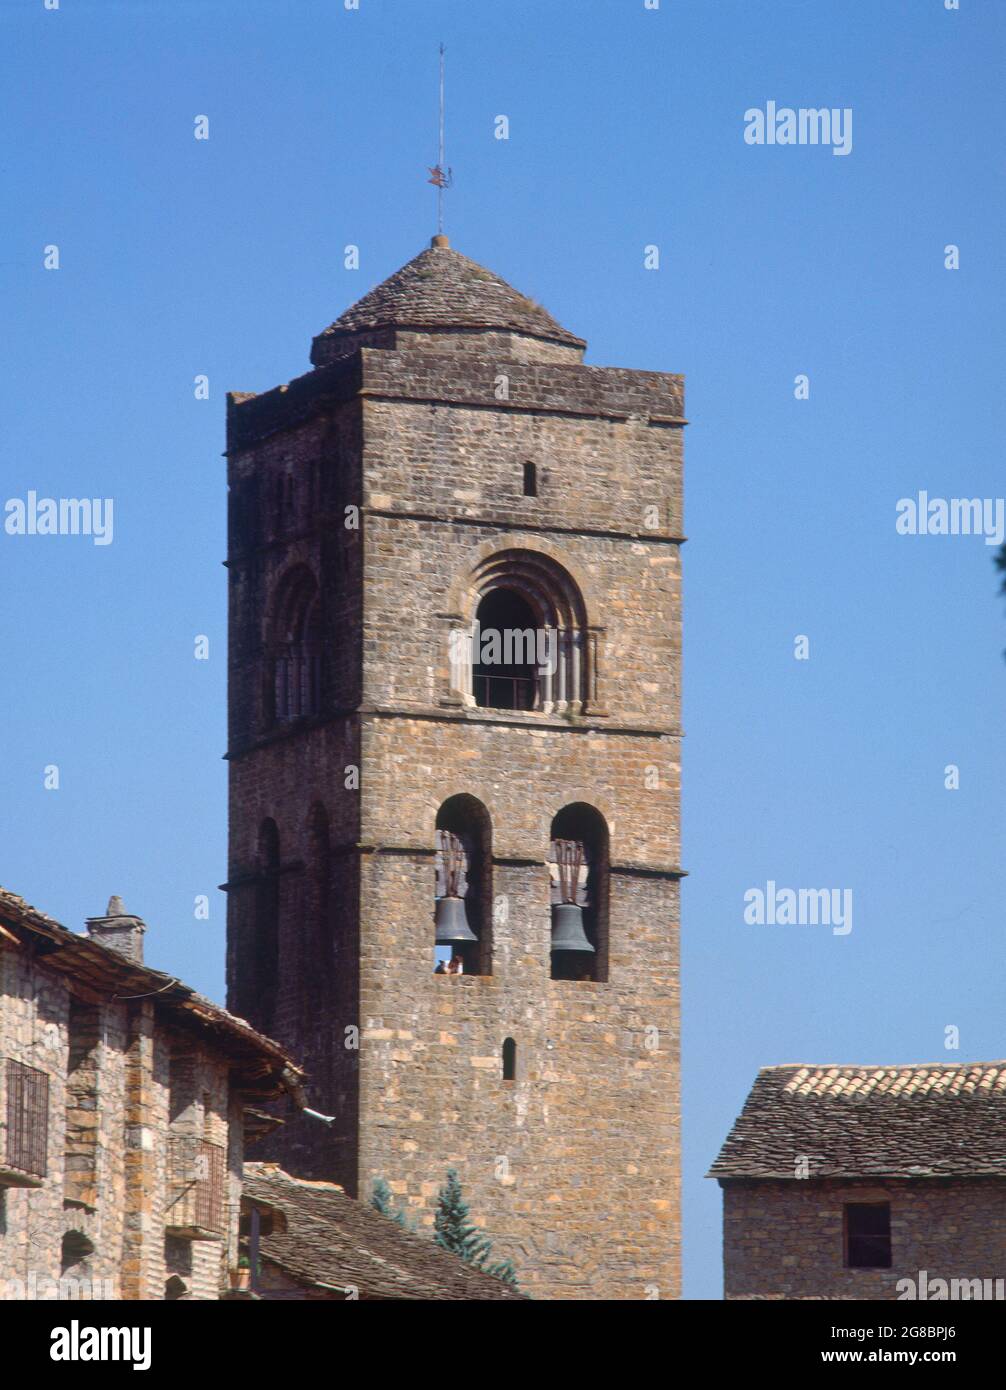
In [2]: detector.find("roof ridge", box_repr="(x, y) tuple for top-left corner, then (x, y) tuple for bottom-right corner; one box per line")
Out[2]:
(760, 1060), (1006, 1073)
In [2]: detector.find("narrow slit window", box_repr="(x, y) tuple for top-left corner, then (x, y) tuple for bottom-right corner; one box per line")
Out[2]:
(502, 1037), (516, 1082)
(522, 462), (538, 497)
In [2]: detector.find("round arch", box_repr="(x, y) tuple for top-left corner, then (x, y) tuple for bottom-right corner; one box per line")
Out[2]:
(448, 547), (596, 714)
(549, 802), (610, 983)
(433, 793), (493, 977)
(265, 566), (321, 724)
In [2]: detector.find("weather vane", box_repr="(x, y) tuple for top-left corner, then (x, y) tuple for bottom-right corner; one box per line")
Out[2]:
(427, 42), (453, 236)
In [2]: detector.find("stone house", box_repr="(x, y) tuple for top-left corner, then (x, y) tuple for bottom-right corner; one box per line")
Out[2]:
(224, 235), (683, 1299)
(709, 1063), (1006, 1300)
(240, 1163), (524, 1300)
(0, 887), (304, 1301)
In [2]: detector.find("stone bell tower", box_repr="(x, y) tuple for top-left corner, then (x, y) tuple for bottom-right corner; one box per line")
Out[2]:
(225, 236), (684, 1299)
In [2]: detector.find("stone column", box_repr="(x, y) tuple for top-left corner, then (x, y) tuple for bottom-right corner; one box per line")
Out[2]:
(556, 629), (568, 712)
(541, 626), (556, 712)
(571, 631), (583, 713)
(120, 1002), (164, 1300)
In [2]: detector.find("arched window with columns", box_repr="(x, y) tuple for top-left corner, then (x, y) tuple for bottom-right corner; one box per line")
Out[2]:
(453, 549), (595, 714)
(267, 568), (322, 725)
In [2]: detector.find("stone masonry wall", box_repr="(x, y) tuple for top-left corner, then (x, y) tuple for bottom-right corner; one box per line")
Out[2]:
(0, 945), (126, 1299)
(0, 942), (248, 1300)
(357, 850), (679, 1299)
(722, 1178), (1006, 1300)
(226, 318), (684, 1297)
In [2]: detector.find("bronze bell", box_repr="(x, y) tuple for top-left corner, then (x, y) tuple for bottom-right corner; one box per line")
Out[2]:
(550, 902), (595, 953)
(434, 895), (478, 944)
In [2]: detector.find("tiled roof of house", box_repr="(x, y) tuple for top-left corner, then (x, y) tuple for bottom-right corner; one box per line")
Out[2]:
(312, 239), (584, 351)
(0, 886), (302, 1097)
(708, 1063), (1006, 1180)
(243, 1163), (525, 1301)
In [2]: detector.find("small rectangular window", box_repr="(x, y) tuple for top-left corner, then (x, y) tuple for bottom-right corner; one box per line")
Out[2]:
(522, 462), (538, 497)
(845, 1202), (891, 1268)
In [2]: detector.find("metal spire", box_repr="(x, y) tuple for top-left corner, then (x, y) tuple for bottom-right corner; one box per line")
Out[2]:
(427, 43), (452, 237)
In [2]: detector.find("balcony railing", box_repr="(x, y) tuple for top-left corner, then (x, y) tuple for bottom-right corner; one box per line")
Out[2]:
(166, 1137), (226, 1239)
(473, 674), (537, 711)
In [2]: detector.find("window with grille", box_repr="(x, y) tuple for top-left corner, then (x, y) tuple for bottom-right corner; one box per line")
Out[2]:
(4, 1059), (49, 1179)
(166, 1138), (226, 1238)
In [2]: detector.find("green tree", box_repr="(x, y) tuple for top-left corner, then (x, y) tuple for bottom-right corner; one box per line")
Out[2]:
(370, 1176), (394, 1215)
(434, 1169), (519, 1287)
(485, 1256), (519, 1287)
(370, 1176), (409, 1229)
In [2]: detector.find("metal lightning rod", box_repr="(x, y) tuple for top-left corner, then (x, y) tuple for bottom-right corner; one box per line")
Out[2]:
(438, 43), (446, 235)
(427, 43), (452, 236)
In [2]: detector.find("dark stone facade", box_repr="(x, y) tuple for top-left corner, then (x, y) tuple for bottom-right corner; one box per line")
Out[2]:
(225, 240), (683, 1299)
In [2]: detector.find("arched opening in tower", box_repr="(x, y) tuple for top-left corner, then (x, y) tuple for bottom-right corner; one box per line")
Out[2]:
(472, 587), (540, 711)
(549, 803), (609, 982)
(433, 794), (492, 977)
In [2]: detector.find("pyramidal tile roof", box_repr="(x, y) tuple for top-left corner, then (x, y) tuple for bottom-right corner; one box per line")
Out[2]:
(708, 1063), (1006, 1180)
(313, 238), (584, 350)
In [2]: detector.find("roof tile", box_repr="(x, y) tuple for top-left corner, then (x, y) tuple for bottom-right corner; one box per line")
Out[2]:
(313, 241), (584, 350)
(709, 1063), (1006, 1180)
(243, 1164), (524, 1301)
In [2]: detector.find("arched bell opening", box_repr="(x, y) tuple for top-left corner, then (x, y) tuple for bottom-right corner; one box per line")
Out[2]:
(433, 795), (492, 977)
(549, 803), (609, 982)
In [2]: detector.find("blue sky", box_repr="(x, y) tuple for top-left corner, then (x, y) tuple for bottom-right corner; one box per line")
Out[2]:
(2, 0), (1003, 1299)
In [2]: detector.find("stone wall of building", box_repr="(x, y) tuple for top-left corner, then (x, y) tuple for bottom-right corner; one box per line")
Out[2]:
(0, 942), (249, 1300)
(2, 945), (79, 1295)
(721, 1178), (1006, 1299)
(357, 851), (679, 1299)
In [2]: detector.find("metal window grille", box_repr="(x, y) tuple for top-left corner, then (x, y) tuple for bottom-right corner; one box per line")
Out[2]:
(167, 1138), (226, 1236)
(5, 1059), (49, 1178)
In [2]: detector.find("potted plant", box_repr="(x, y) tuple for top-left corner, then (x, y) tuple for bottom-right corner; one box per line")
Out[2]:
(231, 1255), (251, 1291)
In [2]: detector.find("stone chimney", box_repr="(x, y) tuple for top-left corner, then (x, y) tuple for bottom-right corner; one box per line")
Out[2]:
(85, 895), (146, 965)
